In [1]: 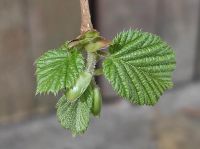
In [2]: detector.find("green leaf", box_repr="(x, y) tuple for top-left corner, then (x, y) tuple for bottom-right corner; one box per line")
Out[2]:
(103, 30), (176, 105)
(56, 86), (93, 136)
(35, 46), (84, 95)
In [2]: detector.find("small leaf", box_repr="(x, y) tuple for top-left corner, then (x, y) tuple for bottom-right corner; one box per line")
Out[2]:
(56, 86), (93, 136)
(103, 30), (176, 105)
(35, 45), (84, 95)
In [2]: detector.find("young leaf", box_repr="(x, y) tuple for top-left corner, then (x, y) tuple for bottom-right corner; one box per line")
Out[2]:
(56, 86), (93, 136)
(35, 46), (84, 95)
(103, 30), (176, 105)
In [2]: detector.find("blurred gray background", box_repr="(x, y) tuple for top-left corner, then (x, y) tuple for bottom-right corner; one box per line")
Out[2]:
(0, 0), (200, 149)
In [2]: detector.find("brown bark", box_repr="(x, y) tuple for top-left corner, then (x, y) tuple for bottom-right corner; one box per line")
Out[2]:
(80, 0), (93, 33)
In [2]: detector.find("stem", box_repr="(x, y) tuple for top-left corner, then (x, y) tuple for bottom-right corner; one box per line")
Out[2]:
(80, 0), (93, 33)
(80, 0), (96, 75)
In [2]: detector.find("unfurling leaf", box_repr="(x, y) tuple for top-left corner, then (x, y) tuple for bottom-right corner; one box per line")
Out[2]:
(91, 87), (102, 116)
(103, 30), (176, 105)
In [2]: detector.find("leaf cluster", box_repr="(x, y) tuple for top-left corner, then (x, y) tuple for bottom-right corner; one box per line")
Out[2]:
(35, 30), (176, 136)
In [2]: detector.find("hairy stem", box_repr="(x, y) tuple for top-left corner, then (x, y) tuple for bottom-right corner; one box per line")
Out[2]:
(80, 0), (93, 33)
(86, 52), (97, 74)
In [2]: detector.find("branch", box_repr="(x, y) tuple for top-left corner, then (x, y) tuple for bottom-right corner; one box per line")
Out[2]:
(80, 0), (93, 33)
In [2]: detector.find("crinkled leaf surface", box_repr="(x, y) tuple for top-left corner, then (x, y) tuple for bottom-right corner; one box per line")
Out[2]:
(35, 46), (84, 94)
(103, 30), (176, 105)
(56, 86), (93, 136)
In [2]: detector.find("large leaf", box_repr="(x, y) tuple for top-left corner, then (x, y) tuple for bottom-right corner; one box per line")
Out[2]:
(56, 86), (93, 136)
(103, 30), (176, 105)
(35, 46), (84, 95)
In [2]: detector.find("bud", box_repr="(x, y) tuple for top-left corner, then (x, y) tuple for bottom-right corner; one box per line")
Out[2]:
(85, 38), (111, 52)
(66, 71), (92, 102)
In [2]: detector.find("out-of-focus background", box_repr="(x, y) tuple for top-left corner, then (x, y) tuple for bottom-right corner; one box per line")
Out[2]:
(0, 0), (200, 149)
